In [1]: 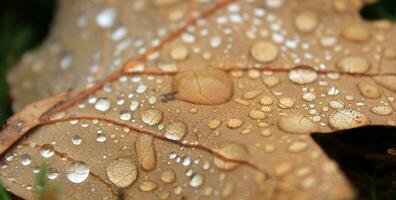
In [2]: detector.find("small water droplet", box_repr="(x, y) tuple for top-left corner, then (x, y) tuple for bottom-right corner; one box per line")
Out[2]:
(95, 98), (111, 112)
(190, 173), (204, 188)
(72, 135), (82, 145)
(141, 109), (163, 125)
(40, 144), (54, 158)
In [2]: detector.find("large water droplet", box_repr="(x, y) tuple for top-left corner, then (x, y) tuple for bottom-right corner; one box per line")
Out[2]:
(278, 113), (318, 134)
(106, 158), (137, 188)
(328, 109), (370, 130)
(190, 173), (204, 188)
(136, 135), (156, 171)
(288, 68), (318, 85)
(164, 121), (187, 141)
(141, 109), (163, 125)
(172, 70), (234, 105)
(66, 161), (90, 184)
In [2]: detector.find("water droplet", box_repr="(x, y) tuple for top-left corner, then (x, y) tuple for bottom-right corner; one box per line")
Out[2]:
(96, 8), (117, 29)
(262, 76), (280, 88)
(214, 142), (249, 170)
(170, 45), (189, 60)
(139, 180), (158, 192)
(328, 109), (370, 130)
(172, 70), (234, 105)
(96, 133), (107, 142)
(141, 109), (163, 125)
(250, 41), (278, 63)
(190, 173), (204, 188)
(47, 168), (58, 180)
(95, 98), (111, 112)
(275, 163), (293, 177)
(136, 135), (156, 171)
(278, 114), (318, 134)
(129, 100), (140, 111)
(106, 158), (137, 188)
(208, 119), (221, 130)
(279, 97), (295, 109)
(243, 90), (262, 100)
(288, 68), (318, 85)
(119, 110), (132, 121)
(336, 56), (371, 74)
(227, 118), (243, 129)
(40, 144), (54, 158)
(20, 154), (31, 166)
(302, 92), (316, 102)
(294, 11), (319, 33)
(164, 121), (187, 141)
(288, 141), (308, 152)
(260, 96), (273, 105)
(371, 105), (393, 116)
(160, 169), (176, 183)
(357, 81), (381, 99)
(248, 110), (266, 120)
(72, 135), (82, 145)
(67, 161), (89, 184)
(341, 23), (371, 43)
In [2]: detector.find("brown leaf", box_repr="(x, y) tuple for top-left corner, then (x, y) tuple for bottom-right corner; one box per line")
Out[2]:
(2, 0), (396, 199)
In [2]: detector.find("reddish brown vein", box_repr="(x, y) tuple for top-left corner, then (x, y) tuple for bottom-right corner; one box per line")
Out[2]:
(18, 142), (118, 195)
(40, 115), (275, 180)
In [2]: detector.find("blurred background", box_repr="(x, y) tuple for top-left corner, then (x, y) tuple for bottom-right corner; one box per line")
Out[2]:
(0, 0), (395, 199)
(0, 0), (55, 126)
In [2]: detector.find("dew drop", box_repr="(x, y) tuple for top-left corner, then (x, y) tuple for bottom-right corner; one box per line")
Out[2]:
(66, 161), (90, 184)
(371, 105), (393, 116)
(96, 8), (117, 29)
(328, 109), (370, 130)
(119, 110), (132, 121)
(47, 168), (58, 180)
(336, 56), (370, 74)
(95, 98), (111, 112)
(139, 180), (158, 192)
(141, 109), (163, 125)
(40, 144), (54, 158)
(96, 133), (107, 142)
(190, 173), (204, 188)
(71, 135), (82, 145)
(106, 158), (137, 188)
(20, 154), (31, 166)
(288, 68), (318, 85)
(136, 135), (156, 171)
(164, 121), (187, 141)
(341, 23), (371, 43)
(160, 169), (176, 183)
(294, 10), (319, 33)
(172, 70), (234, 105)
(357, 81), (381, 99)
(250, 41), (278, 63)
(278, 113), (318, 134)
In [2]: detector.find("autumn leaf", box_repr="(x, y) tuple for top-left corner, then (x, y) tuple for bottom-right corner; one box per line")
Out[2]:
(1, 0), (396, 199)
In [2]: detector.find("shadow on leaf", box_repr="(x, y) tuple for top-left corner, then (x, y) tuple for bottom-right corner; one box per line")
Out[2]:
(311, 126), (396, 200)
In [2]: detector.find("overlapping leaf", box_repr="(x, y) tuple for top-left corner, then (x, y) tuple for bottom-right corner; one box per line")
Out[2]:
(1, 0), (396, 199)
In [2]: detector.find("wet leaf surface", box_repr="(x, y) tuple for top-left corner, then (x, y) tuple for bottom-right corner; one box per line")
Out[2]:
(1, 0), (396, 199)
